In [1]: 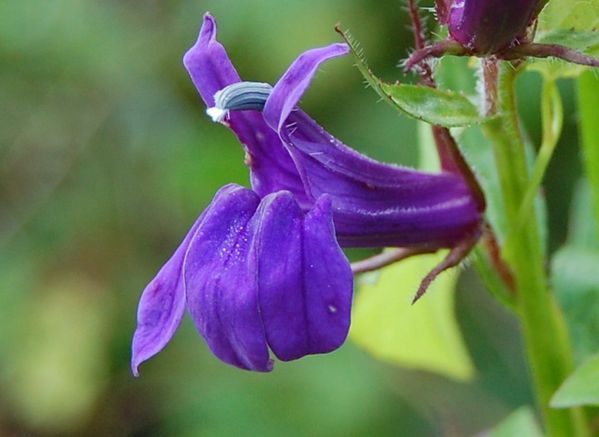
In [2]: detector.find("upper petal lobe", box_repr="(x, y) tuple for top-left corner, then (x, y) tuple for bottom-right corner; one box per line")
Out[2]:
(183, 14), (308, 205)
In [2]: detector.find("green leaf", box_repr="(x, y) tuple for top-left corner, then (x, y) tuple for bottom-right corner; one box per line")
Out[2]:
(350, 252), (474, 381)
(532, 1), (599, 78)
(551, 353), (599, 407)
(539, 0), (599, 32)
(380, 83), (485, 127)
(578, 71), (599, 237)
(337, 27), (486, 128)
(552, 180), (599, 361)
(417, 120), (441, 172)
(435, 55), (477, 95)
(457, 126), (508, 242)
(487, 407), (544, 437)
(536, 30), (599, 52)
(567, 179), (599, 248)
(528, 35), (599, 78)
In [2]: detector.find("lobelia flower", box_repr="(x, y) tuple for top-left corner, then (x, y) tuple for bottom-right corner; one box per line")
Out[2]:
(131, 13), (484, 375)
(407, 0), (599, 69)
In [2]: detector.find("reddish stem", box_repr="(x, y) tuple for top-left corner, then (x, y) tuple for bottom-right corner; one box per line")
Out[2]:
(482, 57), (499, 116)
(404, 40), (467, 72)
(407, 0), (435, 87)
(351, 247), (434, 274)
(504, 43), (599, 67)
(482, 223), (516, 293)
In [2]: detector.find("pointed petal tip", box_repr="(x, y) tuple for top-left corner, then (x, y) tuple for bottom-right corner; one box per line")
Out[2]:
(306, 195), (335, 228)
(260, 189), (296, 205)
(215, 182), (259, 201)
(183, 11), (218, 67)
(313, 193), (333, 211)
(264, 359), (275, 372)
(129, 204), (212, 380)
(131, 360), (141, 378)
(333, 42), (350, 55)
(129, 277), (187, 377)
(199, 12), (217, 43)
(305, 42), (350, 61)
(130, 331), (160, 378)
(131, 338), (151, 377)
(239, 358), (274, 372)
(264, 41), (351, 131)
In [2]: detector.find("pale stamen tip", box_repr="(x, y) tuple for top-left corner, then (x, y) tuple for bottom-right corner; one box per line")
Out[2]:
(206, 107), (228, 123)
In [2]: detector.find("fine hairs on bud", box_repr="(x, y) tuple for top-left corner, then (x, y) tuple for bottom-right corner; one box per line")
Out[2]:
(475, 61), (487, 114)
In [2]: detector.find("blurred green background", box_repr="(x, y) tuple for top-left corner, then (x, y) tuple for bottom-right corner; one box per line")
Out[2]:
(0, 1), (585, 435)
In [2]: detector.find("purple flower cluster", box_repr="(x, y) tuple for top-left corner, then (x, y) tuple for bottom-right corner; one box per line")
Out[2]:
(131, 14), (483, 374)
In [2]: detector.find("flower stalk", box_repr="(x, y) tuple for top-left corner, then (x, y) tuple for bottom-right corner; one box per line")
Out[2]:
(482, 59), (588, 437)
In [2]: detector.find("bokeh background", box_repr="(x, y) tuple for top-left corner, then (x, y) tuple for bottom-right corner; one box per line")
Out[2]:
(0, 0), (585, 435)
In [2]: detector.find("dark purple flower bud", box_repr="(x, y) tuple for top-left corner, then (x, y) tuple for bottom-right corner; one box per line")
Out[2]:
(132, 184), (352, 374)
(447, 0), (547, 54)
(409, 0), (597, 69)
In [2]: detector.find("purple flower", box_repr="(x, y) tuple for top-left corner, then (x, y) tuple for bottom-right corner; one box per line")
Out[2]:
(132, 185), (352, 374)
(131, 13), (484, 375)
(446, 0), (547, 55)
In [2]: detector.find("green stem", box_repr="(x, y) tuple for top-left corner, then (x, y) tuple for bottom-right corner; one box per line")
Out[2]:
(578, 71), (599, 238)
(504, 78), (563, 254)
(482, 60), (588, 436)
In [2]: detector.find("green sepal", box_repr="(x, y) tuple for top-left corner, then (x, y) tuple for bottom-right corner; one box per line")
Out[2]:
(337, 27), (488, 127)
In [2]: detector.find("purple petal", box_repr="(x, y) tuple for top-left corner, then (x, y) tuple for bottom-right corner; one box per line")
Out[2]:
(183, 13), (308, 205)
(262, 43), (350, 132)
(255, 192), (353, 361)
(131, 211), (205, 376)
(262, 45), (482, 248)
(183, 184), (273, 371)
(448, 0), (545, 54)
(299, 195), (353, 352)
